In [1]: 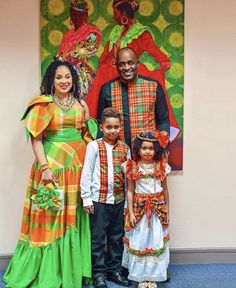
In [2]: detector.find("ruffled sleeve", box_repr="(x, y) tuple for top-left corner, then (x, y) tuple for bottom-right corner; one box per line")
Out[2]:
(82, 118), (98, 144)
(21, 95), (55, 141)
(153, 156), (171, 180)
(125, 159), (139, 180)
(161, 156), (171, 175)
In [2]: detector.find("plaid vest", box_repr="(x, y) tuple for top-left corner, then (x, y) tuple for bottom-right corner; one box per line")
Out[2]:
(97, 139), (129, 204)
(110, 77), (157, 142)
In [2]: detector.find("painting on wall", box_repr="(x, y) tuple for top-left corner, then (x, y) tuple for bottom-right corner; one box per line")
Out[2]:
(41, 0), (184, 170)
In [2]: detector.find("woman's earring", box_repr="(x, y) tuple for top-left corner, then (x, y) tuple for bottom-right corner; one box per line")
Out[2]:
(71, 84), (75, 95)
(51, 85), (55, 96)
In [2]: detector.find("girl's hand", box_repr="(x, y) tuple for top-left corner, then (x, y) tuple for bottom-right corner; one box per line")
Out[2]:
(41, 168), (57, 184)
(167, 207), (170, 224)
(129, 213), (136, 227)
(165, 205), (170, 225)
(84, 205), (94, 214)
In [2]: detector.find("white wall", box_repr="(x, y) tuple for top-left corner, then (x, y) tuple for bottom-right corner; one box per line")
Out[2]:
(0, 0), (40, 252)
(0, 0), (236, 253)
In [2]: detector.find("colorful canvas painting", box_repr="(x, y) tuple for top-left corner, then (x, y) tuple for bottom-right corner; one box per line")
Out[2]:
(41, 0), (184, 170)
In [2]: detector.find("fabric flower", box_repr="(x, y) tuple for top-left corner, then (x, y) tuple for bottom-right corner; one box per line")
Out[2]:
(31, 183), (62, 211)
(154, 130), (169, 148)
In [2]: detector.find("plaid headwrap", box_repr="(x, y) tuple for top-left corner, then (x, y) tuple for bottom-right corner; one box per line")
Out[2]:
(111, 78), (157, 142)
(97, 139), (129, 203)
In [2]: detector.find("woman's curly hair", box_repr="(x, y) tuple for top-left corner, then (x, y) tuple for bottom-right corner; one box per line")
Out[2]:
(133, 131), (164, 161)
(40, 60), (81, 103)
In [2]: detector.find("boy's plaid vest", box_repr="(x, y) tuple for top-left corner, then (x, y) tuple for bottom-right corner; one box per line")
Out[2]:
(110, 77), (157, 141)
(97, 139), (129, 204)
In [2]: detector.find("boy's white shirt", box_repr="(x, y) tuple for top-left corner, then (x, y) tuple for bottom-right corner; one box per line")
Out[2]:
(80, 139), (131, 207)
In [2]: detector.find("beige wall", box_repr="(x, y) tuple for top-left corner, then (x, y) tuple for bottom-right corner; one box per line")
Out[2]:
(0, 0), (236, 253)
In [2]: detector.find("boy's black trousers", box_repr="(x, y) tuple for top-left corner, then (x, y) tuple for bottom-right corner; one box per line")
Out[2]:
(90, 200), (125, 277)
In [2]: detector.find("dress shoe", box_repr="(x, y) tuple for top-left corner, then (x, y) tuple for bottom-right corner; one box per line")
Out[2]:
(93, 274), (108, 288)
(107, 270), (131, 286)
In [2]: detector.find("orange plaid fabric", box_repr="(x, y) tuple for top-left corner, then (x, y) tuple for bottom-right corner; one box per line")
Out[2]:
(111, 78), (157, 141)
(97, 139), (129, 203)
(20, 96), (88, 247)
(124, 193), (168, 232)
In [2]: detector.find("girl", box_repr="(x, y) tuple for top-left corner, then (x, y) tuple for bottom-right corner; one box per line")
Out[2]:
(122, 131), (170, 288)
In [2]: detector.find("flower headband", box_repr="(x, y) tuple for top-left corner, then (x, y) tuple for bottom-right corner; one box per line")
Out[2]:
(137, 130), (169, 148)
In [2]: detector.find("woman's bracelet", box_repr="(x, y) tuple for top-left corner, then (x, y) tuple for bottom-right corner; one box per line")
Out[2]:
(40, 163), (49, 172)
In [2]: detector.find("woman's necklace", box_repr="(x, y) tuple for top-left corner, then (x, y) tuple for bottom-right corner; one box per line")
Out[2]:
(54, 94), (75, 112)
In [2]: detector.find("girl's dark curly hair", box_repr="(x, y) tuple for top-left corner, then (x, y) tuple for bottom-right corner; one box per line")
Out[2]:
(40, 60), (81, 103)
(133, 131), (164, 161)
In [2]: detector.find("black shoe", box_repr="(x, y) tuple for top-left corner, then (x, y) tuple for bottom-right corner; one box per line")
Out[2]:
(93, 274), (108, 288)
(107, 270), (131, 286)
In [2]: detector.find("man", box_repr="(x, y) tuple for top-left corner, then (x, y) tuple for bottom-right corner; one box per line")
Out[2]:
(97, 47), (170, 148)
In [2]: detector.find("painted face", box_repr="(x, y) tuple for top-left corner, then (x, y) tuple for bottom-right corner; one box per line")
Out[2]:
(54, 66), (73, 98)
(100, 117), (121, 143)
(116, 49), (138, 83)
(139, 141), (155, 163)
(70, 10), (88, 29)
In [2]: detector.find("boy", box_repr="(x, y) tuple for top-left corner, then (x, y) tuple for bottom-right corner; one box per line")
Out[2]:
(81, 108), (131, 288)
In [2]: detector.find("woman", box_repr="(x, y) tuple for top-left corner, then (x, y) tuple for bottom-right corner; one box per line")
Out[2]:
(4, 60), (97, 288)
(57, 0), (102, 99)
(86, 0), (179, 142)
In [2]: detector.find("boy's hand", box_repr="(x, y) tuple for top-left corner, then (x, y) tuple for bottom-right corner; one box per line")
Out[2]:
(84, 205), (94, 214)
(129, 213), (136, 227)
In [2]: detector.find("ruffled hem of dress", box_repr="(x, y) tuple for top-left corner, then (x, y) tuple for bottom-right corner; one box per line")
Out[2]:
(123, 234), (169, 257)
(126, 273), (167, 283)
(4, 214), (92, 288)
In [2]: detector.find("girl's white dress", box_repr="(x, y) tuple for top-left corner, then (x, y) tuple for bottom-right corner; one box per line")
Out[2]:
(122, 160), (171, 282)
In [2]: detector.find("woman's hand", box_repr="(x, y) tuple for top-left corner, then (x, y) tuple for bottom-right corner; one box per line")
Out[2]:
(129, 212), (136, 227)
(41, 168), (57, 184)
(84, 205), (94, 214)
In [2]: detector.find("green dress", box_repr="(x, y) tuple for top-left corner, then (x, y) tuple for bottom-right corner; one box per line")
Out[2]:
(4, 95), (97, 288)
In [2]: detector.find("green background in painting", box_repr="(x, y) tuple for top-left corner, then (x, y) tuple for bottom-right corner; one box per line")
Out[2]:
(40, 0), (184, 170)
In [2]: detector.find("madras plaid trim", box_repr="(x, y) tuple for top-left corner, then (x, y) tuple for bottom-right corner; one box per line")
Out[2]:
(111, 81), (124, 140)
(111, 78), (157, 141)
(113, 141), (129, 203)
(97, 139), (129, 203)
(97, 140), (109, 202)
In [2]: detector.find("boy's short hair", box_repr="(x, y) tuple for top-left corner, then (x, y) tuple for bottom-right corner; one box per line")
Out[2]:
(101, 107), (122, 123)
